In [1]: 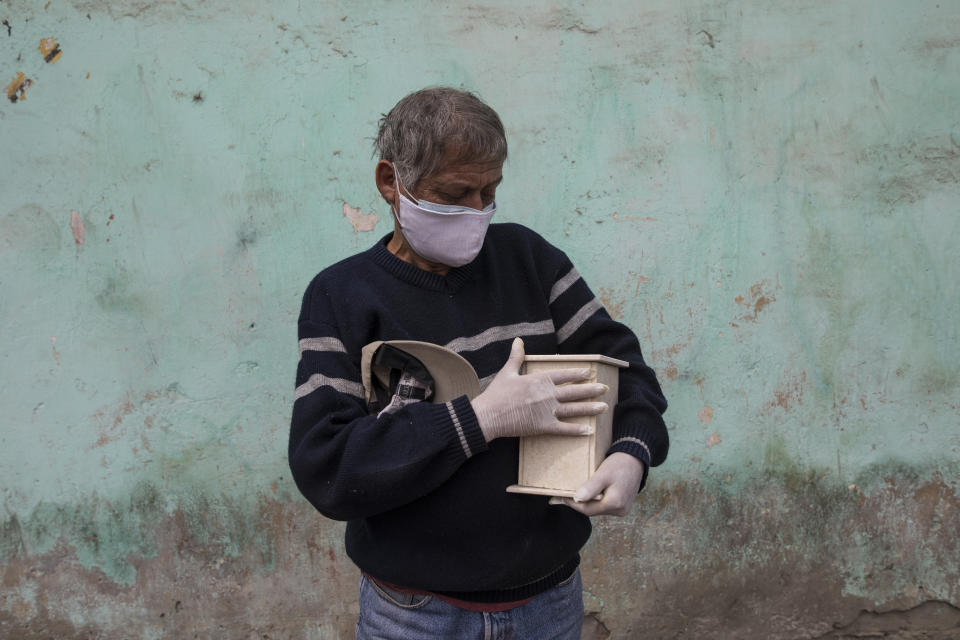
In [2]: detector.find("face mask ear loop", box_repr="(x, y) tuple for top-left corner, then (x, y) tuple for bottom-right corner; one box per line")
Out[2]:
(393, 162), (418, 207)
(389, 162), (403, 225)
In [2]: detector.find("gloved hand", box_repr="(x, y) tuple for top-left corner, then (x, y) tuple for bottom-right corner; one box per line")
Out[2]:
(471, 337), (608, 442)
(549, 452), (646, 516)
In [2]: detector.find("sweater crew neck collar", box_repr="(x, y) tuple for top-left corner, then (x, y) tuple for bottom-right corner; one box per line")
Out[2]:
(368, 235), (476, 293)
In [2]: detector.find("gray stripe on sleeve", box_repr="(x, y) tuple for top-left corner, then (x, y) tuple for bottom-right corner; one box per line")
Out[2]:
(556, 298), (604, 344)
(610, 436), (652, 460)
(294, 374), (364, 401)
(549, 267), (582, 304)
(298, 337), (347, 359)
(446, 402), (473, 458)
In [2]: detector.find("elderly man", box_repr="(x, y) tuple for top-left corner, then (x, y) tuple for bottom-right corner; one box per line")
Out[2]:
(290, 87), (668, 639)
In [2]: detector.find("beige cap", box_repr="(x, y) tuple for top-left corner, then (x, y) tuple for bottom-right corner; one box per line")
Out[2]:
(361, 340), (481, 408)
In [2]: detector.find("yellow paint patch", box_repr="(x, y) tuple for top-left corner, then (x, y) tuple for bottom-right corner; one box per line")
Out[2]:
(39, 37), (63, 63)
(5, 72), (33, 103)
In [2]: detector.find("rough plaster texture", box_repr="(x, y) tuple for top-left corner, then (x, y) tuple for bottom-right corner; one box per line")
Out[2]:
(1, 1), (958, 638)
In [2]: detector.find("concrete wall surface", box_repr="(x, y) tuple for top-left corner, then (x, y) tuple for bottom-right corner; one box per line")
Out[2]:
(1, 1), (958, 638)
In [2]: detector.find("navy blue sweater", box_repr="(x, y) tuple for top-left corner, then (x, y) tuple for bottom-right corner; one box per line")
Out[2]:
(289, 223), (668, 602)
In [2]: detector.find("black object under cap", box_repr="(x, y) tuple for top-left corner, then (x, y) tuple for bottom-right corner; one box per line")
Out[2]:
(367, 343), (436, 414)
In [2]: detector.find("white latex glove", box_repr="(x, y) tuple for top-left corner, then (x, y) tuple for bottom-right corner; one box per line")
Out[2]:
(549, 452), (646, 517)
(472, 337), (608, 442)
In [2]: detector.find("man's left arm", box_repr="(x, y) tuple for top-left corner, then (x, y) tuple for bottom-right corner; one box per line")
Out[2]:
(546, 260), (669, 516)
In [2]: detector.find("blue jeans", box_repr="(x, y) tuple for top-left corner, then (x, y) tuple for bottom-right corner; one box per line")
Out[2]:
(356, 569), (584, 640)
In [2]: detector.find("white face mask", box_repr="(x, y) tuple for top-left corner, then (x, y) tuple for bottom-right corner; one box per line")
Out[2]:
(392, 168), (497, 268)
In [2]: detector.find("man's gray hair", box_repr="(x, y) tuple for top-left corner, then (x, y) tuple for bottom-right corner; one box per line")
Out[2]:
(374, 87), (507, 189)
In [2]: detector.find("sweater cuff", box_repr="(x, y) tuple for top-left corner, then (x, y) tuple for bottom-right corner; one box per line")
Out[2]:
(607, 436), (652, 492)
(443, 395), (488, 461)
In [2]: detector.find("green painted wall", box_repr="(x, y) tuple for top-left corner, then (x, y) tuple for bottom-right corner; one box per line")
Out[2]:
(1, 1), (958, 638)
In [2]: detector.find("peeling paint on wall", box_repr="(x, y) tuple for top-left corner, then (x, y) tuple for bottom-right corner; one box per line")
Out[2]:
(5, 72), (32, 103)
(732, 279), (779, 325)
(598, 287), (625, 320)
(342, 202), (378, 233)
(69, 211), (84, 245)
(38, 38), (62, 63)
(765, 371), (806, 413)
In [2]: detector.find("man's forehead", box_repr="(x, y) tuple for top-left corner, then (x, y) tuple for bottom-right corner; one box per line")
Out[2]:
(423, 159), (503, 185)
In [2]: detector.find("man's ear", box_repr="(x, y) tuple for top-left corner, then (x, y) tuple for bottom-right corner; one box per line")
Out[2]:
(375, 160), (397, 205)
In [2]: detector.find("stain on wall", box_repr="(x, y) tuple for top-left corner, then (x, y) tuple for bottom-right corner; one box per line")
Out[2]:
(582, 463), (960, 639)
(0, 0), (958, 638)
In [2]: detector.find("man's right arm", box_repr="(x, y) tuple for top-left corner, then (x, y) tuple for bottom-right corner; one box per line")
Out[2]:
(289, 319), (488, 521)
